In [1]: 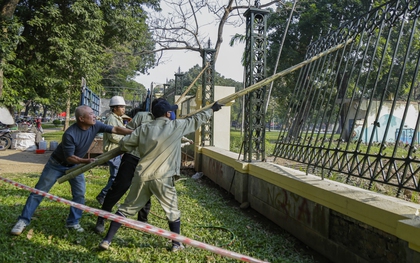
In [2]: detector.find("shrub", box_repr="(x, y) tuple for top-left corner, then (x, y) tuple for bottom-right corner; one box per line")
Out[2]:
(52, 119), (61, 127)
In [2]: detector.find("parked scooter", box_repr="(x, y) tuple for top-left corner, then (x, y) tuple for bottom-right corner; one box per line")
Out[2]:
(0, 125), (12, 150)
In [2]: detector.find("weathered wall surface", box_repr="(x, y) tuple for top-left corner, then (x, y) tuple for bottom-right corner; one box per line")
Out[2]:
(197, 146), (420, 263)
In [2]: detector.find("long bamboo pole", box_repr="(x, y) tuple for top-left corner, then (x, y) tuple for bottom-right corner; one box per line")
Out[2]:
(57, 38), (352, 184)
(57, 147), (124, 184)
(184, 38), (353, 116)
(175, 63), (209, 105)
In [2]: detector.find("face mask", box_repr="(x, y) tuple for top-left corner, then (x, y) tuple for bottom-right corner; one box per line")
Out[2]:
(170, 111), (176, 120)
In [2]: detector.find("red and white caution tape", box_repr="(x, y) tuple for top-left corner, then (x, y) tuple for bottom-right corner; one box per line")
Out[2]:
(0, 176), (269, 263)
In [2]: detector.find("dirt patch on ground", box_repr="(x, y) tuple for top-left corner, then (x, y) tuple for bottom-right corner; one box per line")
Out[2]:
(0, 127), (62, 175)
(0, 149), (51, 174)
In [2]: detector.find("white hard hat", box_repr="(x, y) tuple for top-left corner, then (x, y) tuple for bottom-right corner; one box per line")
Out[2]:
(109, 96), (126, 107)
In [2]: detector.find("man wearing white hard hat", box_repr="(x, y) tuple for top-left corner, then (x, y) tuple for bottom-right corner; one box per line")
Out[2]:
(95, 95), (127, 205)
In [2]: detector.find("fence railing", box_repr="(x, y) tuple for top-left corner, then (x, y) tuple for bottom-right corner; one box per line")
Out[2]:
(272, 0), (420, 197)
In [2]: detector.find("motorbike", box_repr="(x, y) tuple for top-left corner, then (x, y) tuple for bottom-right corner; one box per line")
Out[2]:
(16, 118), (33, 132)
(0, 126), (12, 149)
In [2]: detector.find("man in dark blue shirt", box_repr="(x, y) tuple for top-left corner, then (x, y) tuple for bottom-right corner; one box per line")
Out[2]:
(10, 105), (132, 236)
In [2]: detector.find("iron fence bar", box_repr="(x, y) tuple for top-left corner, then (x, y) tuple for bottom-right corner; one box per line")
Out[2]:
(290, 64), (315, 146)
(334, 18), (366, 152)
(322, 33), (355, 179)
(397, 7), (420, 193)
(321, 46), (346, 179)
(299, 30), (329, 147)
(346, 11), (383, 182)
(342, 15), (373, 161)
(366, 11), (403, 186)
(384, 4), (413, 191)
(331, 37), (364, 175)
(402, 86), (420, 191)
(272, 59), (308, 159)
(363, 10), (391, 169)
(298, 56), (326, 166)
(305, 49), (336, 174)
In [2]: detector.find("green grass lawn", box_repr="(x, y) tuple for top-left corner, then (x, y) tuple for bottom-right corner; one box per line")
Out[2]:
(0, 127), (326, 262)
(0, 168), (321, 263)
(230, 130), (282, 155)
(42, 131), (64, 143)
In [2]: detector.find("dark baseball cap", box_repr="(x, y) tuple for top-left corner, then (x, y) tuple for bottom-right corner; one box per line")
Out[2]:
(152, 100), (178, 117)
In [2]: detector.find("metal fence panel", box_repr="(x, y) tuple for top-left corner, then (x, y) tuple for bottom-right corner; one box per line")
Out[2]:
(273, 0), (420, 197)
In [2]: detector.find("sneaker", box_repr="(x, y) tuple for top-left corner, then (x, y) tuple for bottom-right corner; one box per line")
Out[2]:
(11, 219), (27, 236)
(96, 195), (105, 206)
(66, 223), (84, 232)
(171, 243), (185, 252)
(94, 217), (105, 234)
(99, 240), (111, 250)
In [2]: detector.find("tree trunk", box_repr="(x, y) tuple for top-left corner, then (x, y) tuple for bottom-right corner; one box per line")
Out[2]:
(64, 90), (71, 131)
(0, 67), (3, 99)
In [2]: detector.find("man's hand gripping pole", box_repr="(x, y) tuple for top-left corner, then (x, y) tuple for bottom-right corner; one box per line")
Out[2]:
(57, 147), (124, 184)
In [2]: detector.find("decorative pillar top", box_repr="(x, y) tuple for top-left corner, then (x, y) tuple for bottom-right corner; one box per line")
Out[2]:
(254, 0), (260, 8)
(244, 7), (270, 17)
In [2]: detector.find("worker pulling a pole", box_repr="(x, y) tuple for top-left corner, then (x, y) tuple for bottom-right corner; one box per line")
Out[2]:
(94, 98), (158, 233)
(94, 98), (195, 234)
(10, 105), (133, 235)
(99, 99), (223, 252)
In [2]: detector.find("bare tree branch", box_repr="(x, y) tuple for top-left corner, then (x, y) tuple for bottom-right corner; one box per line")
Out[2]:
(146, 0), (283, 69)
(214, 0), (235, 61)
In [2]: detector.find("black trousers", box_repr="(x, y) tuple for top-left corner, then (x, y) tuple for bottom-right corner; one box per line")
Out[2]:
(101, 153), (151, 222)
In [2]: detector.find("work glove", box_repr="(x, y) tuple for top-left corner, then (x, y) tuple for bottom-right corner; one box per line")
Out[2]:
(211, 101), (224, 112)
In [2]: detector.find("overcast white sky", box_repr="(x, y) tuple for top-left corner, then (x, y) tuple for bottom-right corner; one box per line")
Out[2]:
(133, 5), (247, 89)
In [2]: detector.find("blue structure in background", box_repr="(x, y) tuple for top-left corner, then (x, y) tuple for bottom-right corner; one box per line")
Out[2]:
(80, 86), (100, 116)
(396, 128), (420, 144)
(144, 89), (152, 111)
(351, 114), (420, 144)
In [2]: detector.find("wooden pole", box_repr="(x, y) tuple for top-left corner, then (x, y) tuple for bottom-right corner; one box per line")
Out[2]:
(175, 63), (209, 105)
(183, 38), (353, 116)
(57, 38), (352, 184)
(57, 147), (124, 184)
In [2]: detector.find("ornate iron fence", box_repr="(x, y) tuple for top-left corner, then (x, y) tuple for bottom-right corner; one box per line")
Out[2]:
(273, 0), (420, 197)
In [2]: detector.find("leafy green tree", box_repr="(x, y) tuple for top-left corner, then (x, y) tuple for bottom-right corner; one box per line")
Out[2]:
(99, 0), (158, 98)
(266, 0), (373, 108)
(264, 0), (391, 138)
(2, 0), (158, 127)
(0, 0), (22, 108)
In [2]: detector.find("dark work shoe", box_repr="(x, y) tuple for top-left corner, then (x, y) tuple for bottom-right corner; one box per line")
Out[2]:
(94, 217), (105, 234)
(137, 211), (148, 223)
(96, 195), (105, 206)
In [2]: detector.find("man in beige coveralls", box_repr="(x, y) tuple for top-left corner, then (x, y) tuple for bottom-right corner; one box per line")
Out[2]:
(99, 99), (223, 252)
